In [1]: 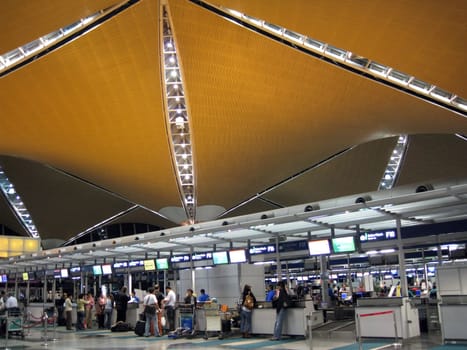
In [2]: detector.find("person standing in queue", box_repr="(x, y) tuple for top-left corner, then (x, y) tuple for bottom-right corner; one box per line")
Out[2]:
(143, 287), (160, 337)
(76, 293), (88, 331)
(104, 293), (114, 329)
(240, 284), (256, 338)
(154, 284), (165, 335)
(85, 292), (94, 329)
(64, 293), (73, 330)
(96, 292), (106, 329)
(115, 286), (130, 322)
(270, 281), (288, 341)
(163, 286), (176, 331)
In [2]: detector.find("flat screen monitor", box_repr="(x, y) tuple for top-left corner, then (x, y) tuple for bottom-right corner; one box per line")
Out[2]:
(70, 267), (81, 275)
(53, 269), (62, 278)
(331, 236), (356, 253)
(22, 272), (29, 281)
(144, 259), (156, 271)
(212, 251), (229, 265)
(228, 249), (247, 263)
(60, 268), (69, 278)
(369, 255), (384, 265)
(102, 264), (112, 275)
(92, 265), (102, 275)
(1, 274), (7, 282)
(156, 258), (169, 270)
(308, 239), (331, 256)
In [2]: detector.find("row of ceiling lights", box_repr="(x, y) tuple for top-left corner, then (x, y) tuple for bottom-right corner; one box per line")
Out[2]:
(162, 6), (196, 222)
(216, 3), (466, 115)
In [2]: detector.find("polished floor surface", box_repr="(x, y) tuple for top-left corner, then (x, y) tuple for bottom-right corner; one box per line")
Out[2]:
(2, 326), (465, 350)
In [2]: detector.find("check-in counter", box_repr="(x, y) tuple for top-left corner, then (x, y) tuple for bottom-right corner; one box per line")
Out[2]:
(355, 297), (420, 339)
(251, 300), (323, 336)
(125, 302), (140, 327)
(438, 295), (467, 342)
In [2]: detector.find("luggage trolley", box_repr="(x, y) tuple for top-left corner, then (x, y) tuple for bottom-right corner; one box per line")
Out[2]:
(178, 303), (196, 335)
(5, 308), (25, 339)
(200, 302), (221, 339)
(168, 303), (196, 339)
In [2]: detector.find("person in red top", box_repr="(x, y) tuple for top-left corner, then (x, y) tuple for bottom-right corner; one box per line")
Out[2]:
(85, 292), (95, 329)
(96, 292), (106, 329)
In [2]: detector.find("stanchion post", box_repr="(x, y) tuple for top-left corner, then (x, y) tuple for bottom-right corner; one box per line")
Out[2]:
(356, 313), (362, 350)
(306, 314), (313, 350)
(52, 310), (58, 341)
(392, 310), (398, 345)
(27, 311), (32, 336)
(42, 311), (48, 347)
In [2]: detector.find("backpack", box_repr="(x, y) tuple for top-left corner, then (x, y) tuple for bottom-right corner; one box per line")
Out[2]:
(243, 294), (254, 310)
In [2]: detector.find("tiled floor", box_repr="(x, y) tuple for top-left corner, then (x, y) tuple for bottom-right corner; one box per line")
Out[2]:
(1, 326), (459, 350)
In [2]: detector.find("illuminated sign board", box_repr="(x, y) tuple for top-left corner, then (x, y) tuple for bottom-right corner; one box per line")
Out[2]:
(249, 245), (276, 255)
(171, 255), (190, 263)
(192, 252), (212, 261)
(360, 230), (396, 242)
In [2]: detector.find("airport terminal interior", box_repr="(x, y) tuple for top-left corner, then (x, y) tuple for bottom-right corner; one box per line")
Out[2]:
(1, 0), (467, 349)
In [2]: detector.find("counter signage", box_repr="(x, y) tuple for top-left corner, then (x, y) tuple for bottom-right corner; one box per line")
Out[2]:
(113, 262), (128, 269)
(128, 260), (143, 268)
(192, 252), (212, 261)
(360, 230), (396, 242)
(279, 239), (309, 252)
(171, 255), (190, 263)
(249, 245), (276, 255)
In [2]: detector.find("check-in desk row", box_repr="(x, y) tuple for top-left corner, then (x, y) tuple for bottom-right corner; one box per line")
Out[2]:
(251, 300), (323, 336)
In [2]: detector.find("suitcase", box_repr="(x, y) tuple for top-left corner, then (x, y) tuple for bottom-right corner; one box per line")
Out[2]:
(134, 320), (145, 336)
(110, 321), (130, 332)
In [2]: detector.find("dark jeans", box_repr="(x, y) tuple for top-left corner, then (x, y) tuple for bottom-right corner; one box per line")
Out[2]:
(104, 310), (112, 329)
(97, 313), (105, 328)
(165, 306), (175, 331)
(76, 311), (85, 330)
(116, 309), (126, 322)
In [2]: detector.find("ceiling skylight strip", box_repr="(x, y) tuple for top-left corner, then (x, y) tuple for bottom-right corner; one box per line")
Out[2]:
(0, 166), (39, 238)
(189, 0), (466, 118)
(161, 5), (196, 223)
(378, 135), (409, 190)
(61, 204), (139, 246)
(0, 0), (139, 78)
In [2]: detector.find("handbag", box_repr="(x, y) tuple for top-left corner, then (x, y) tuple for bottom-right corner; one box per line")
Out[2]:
(144, 304), (157, 315)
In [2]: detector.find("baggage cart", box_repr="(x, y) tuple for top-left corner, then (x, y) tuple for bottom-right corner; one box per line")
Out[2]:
(168, 303), (196, 339)
(6, 308), (25, 339)
(204, 302), (221, 338)
(178, 303), (195, 332)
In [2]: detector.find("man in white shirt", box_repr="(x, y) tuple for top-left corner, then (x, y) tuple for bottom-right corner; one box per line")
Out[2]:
(5, 293), (18, 309)
(163, 286), (176, 331)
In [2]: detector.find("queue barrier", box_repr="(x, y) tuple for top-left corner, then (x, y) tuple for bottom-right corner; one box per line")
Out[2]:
(2, 309), (59, 349)
(356, 310), (400, 350)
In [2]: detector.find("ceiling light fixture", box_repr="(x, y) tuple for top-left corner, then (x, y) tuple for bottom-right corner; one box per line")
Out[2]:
(0, 165), (39, 238)
(378, 135), (408, 190)
(197, 1), (467, 116)
(161, 5), (196, 223)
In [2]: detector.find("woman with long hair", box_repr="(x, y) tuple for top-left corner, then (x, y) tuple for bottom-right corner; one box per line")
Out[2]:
(240, 284), (256, 338)
(270, 281), (288, 341)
